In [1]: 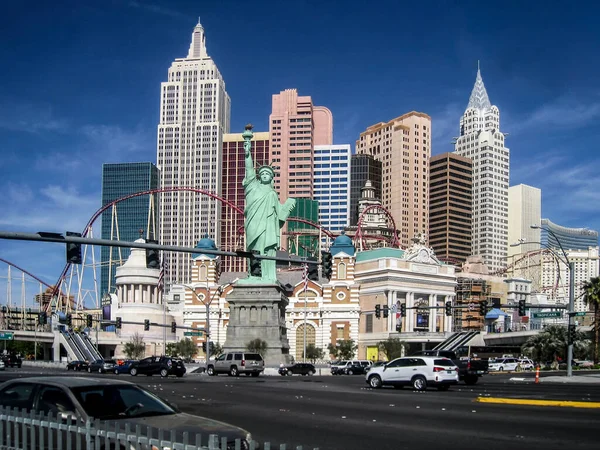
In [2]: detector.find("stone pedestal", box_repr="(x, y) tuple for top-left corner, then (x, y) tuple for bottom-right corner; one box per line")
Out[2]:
(223, 283), (291, 365)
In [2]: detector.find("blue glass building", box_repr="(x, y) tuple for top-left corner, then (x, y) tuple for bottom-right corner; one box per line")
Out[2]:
(540, 218), (598, 251)
(101, 163), (159, 296)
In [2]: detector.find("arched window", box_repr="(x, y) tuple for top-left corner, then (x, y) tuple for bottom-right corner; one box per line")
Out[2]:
(337, 262), (346, 279)
(295, 323), (316, 361)
(199, 264), (208, 281)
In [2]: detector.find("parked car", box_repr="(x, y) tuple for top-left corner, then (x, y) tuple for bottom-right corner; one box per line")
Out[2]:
(366, 356), (459, 391)
(0, 377), (252, 449)
(411, 350), (488, 385)
(66, 360), (89, 371)
(330, 360), (372, 375)
(87, 359), (117, 374)
(517, 358), (535, 370)
(113, 359), (136, 374)
(129, 356), (186, 378)
(488, 357), (520, 372)
(1, 353), (22, 368)
(207, 352), (264, 377)
(0, 359), (4, 371)
(279, 363), (316, 376)
(346, 361), (373, 375)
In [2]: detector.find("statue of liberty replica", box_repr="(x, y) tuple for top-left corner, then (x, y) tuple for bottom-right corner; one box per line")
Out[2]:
(240, 124), (296, 283)
(223, 124), (293, 363)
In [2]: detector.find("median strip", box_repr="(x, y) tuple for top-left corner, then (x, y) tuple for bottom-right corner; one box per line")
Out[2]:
(476, 397), (600, 409)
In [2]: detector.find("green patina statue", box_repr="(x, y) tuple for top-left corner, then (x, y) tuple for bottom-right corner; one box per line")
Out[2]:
(240, 124), (296, 283)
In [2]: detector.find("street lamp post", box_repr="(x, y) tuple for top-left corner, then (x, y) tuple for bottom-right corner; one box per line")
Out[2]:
(514, 226), (576, 377)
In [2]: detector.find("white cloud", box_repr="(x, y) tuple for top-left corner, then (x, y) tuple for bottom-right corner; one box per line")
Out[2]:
(0, 102), (68, 134)
(81, 124), (153, 158)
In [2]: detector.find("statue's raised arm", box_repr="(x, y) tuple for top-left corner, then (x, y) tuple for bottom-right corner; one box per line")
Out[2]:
(243, 124), (256, 184)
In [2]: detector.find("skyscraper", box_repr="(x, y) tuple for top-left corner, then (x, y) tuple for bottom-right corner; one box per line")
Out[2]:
(220, 131), (270, 272)
(100, 162), (159, 296)
(314, 144), (352, 233)
(507, 184), (541, 257)
(349, 154), (382, 226)
(269, 89), (332, 203)
(540, 218), (598, 251)
(428, 153), (473, 264)
(356, 112), (431, 248)
(157, 20), (231, 287)
(454, 67), (509, 272)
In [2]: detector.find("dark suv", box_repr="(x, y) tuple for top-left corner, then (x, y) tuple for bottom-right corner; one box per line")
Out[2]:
(1, 354), (22, 368)
(129, 356), (186, 378)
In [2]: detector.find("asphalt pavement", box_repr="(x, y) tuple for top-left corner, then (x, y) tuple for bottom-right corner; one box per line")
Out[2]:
(1, 368), (600, 450)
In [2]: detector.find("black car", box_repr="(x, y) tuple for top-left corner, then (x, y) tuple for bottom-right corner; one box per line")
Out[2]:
(0, 377), (251, 449)
(1, 354), (22, 368)
(66, 360), (89, 371)
(87, 359), (117, 374)
(279, 363), (316, 376)
(129, 356), (186, 377)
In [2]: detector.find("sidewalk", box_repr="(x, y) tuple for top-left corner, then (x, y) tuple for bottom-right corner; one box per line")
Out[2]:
(541, 374), (600, 384)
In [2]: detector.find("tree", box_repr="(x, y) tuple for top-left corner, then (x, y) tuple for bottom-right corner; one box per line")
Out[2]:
(583, 276), (600, 364)
(177, 338), (198, 362)
(123, 332), (145, 360)
(165, 342), (179, 357)
(246, 338), (268, 356)
(328, 339), (357, 360)
(210, 342), (224, 358)
(304, 344), (324, 363)
(378, 338), (405, 361)
(521, 324), (590, 366)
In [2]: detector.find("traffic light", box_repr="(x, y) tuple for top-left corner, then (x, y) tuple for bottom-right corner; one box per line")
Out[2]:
(321, 251), (333, 279)
(383, 305), (389, 318)
(395, 322), (402, 332)
(202, 342), (207, 353)
(375, 304), (381, 319)
(249, 251), (262, 277)
(400, 303), (406, 316)
(66, 313), (72, 327)
(518, 299), (526, 316)
(171, 321), (177, 333)
(86, 314), (93, 327)
(145, 239), (160, 269)
(445, 301), (452, 316)
(307, 259), (319, 281)
(568, 324), (577, 344)
(209, 342), (215, 356)
(144, 319), (150, 331)
(115, 317), (122, 329)
(479, 301), (488, 316)
(66, 231), (82, 265)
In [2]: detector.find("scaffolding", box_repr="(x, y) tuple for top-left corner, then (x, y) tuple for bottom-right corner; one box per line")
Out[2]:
(454, 278), (491, 331)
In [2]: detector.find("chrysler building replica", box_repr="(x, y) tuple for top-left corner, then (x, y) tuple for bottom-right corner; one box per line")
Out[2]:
(454, 66), (509, 272)
(156, 20), (231, 286)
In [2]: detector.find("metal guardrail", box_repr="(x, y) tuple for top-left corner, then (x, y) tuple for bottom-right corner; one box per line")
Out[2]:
(0, 406), (319, 450)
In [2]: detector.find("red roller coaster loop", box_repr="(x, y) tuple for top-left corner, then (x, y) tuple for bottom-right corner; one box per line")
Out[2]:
(50, 187), (246, 307)
(355, 204), (400, 249)
(0, 257), (53, 289)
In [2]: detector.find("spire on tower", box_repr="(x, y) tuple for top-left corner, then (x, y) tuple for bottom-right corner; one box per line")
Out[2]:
(187, 20), (207, 58)
(467, 63), (491, 111)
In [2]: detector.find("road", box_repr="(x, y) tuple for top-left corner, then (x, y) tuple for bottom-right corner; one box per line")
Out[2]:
(1, 368), (600, 449)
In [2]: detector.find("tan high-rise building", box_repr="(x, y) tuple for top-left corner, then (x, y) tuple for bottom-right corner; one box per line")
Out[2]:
(356, 112), (431, 248)
(269, 89), (333, 203)
(429, 152), (473, 263)
(220, 132), (270, 272)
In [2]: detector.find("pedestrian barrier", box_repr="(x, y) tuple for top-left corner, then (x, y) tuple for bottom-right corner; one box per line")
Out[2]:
(0, 406), (319, 449)
(535, 364), (540, 384)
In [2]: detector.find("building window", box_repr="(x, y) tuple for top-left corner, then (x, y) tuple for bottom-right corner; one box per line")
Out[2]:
(366, 314), (373, 333)
(337, 262), (347, 279)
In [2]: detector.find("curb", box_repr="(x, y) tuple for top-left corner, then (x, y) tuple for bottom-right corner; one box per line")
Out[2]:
(476, 397), (600, 409)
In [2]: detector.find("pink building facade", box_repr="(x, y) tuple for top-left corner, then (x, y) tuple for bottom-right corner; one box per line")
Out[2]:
(269, 89), (333, 204)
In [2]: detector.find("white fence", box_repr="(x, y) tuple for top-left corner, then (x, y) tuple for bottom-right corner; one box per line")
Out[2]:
(0, 406), (318, 450)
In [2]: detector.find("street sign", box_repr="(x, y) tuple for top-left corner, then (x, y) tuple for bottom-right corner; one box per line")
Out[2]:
(533, 311), (562, 319)
(569, 312), (587, 317)
(183, 331), (203, 337)
(0, 332), (14, 341)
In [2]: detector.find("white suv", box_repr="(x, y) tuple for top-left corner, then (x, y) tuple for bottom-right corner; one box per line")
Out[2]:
(488, 357), (519, 372)
(365, 356), (458, 391)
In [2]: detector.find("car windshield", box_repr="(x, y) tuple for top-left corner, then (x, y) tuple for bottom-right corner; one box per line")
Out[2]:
(71, 384), (177, 420)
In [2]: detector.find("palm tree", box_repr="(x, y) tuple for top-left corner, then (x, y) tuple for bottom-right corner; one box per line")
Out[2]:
(582, 276), (600, 364)
(521, 325), (567, 366)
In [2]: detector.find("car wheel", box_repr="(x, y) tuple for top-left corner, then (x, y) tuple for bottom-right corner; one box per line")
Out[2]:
(66, 366), (71, 371)
(308, 370), (315, 376)
(99, 368), (103, 373)
(411, 376), (427, 391)
(87, 367), (91, 373)
(464, 375), (478, 385)
(207, 366), (215, 376)
(114, 369), (119, 375)
(368, 375), (382, 389)
(230, 366), (239, 377)
(160, 368), (168, 377)
(499, 366), (504, 372)
(437, 385), (450, 391)
(129, 368), (137, 376)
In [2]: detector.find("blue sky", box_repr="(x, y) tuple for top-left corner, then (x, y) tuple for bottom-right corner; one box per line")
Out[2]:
(0, 0), (599, 307)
